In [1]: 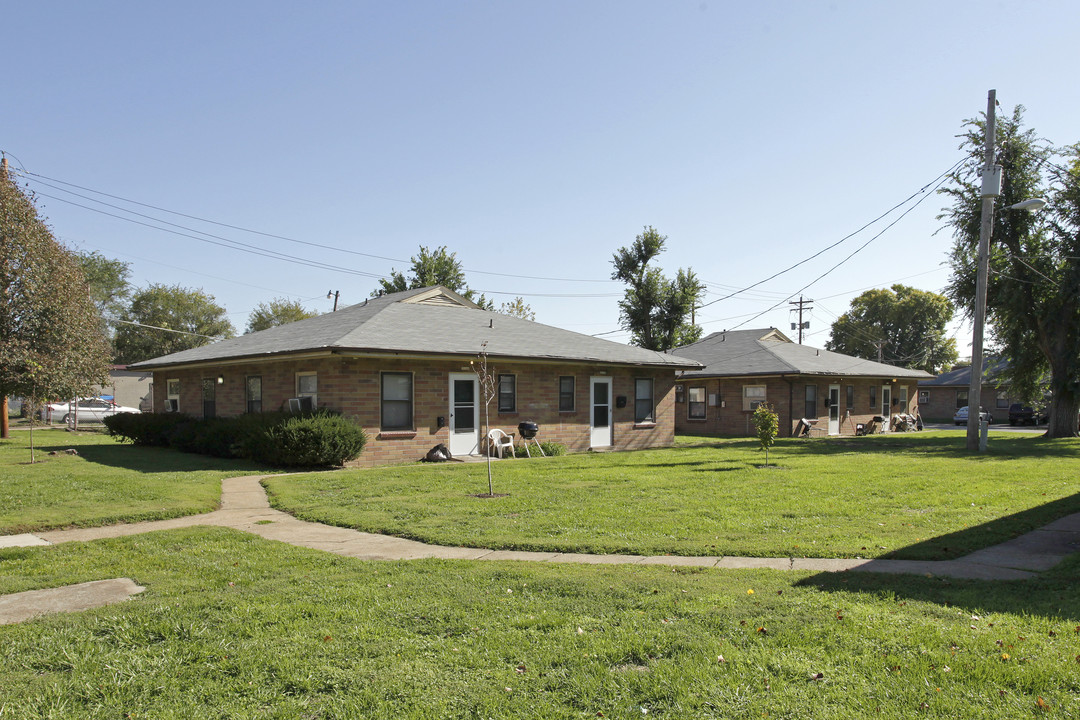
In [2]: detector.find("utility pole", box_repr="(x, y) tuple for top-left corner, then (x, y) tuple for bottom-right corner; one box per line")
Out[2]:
(327, 290), (340, 312)
(967, 89), (999, 453)
(788, 296), (812, 343)
(1, 157), (8, 439)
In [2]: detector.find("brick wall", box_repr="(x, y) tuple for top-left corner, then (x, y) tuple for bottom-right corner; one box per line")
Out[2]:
(151, 356), (676, 467)
(673, 376), (923, 437)
(917, 384), (1013, 424)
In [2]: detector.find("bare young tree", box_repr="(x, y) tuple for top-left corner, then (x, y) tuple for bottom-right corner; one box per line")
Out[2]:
(471, 341), (498, 496)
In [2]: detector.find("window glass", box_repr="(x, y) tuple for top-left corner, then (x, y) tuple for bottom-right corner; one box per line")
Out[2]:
(559, 376), (575, 412)
(688, 386), (706, 419)
(381, 372), (413, 430)
(869, 386), (877, 409)
(498, 374), (516, 413)
(804, 385), (817, 419)
(201, 378), (216, 419)
(743, 385), (766, 411)
(956, 390), (968, 409)
(846, 385), (854, 409)
(246, 376), (262, 413)
(297, 373), (317, 396)
(635, 378), (654, 423)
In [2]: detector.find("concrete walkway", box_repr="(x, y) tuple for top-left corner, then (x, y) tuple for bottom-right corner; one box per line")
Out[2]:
(2, 474), (1074, 582)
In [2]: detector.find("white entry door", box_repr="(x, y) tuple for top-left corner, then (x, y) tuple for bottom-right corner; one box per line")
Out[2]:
(590, 377), (613, 448)
(448, 373), (479, 456)
(881, 385), (892, 431)
(828, 385), (840, 435)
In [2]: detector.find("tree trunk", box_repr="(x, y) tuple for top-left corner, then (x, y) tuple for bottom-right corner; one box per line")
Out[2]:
(1045, 395), (1080, 438)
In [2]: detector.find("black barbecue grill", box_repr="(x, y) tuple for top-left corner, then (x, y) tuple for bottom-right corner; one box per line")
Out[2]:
(516, 421), (545, 457)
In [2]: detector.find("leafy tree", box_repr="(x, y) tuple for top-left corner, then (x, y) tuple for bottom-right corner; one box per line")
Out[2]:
(752, 403), (779, 467)
(611, 226), (704, 351)
(824, 284), (958, 373)
(1, 170), (111, 450)
(498, 296), (535, 321)
(941, 105), (1080, 437)
(75, 250), (132, 329)
(113, 284), (235, 364)
(375, 245), (493, 309)
(246, 297), (318, 334)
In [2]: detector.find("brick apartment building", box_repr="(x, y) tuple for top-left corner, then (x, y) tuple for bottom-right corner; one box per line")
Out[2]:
(129, 286), (700, 466)
(668, 329), (931, 438)
(916, 358), (1012, 423)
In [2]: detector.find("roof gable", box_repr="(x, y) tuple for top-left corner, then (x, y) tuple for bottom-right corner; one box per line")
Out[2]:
(670, 328), (931, 379)
(128, 285), (701, 371)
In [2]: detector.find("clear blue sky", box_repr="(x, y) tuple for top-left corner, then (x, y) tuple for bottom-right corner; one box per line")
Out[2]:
(5, 1), (1078, 351)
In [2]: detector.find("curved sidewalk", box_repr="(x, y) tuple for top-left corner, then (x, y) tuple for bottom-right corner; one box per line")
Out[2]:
(8, 475), (1079, 581)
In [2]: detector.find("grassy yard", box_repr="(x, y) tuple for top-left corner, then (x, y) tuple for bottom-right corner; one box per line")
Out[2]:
(0, 527), (1077, 718)
(0, 428), (274, 534)
(264, 432), (1080, 561)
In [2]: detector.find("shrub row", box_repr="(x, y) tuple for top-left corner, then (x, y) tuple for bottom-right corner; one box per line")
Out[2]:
(103, 411), (366, 467)
(512, 441), (566, 458)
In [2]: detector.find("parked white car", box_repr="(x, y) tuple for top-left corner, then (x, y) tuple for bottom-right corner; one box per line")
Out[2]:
(39, 397), (141, 424)
(952, 406), (993, 426)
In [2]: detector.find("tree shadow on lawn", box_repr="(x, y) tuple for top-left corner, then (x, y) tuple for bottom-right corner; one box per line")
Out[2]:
(880, 491), (1080, 561)
(786, 432), (1080, 460)
(34, 442), (272, 475)
(795, 554), (1080, 621)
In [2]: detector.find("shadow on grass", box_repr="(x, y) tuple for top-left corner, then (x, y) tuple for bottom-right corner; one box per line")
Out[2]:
(882, 492), (1080, 561)
(795, 554), (1080, 621)
(34, 442), (272, 475)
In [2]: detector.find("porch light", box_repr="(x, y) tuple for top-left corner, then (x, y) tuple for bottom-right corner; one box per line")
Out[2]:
(217, 375), (224, 385)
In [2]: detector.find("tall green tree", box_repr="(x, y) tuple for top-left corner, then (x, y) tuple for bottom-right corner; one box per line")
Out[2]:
(374, 245), (493, 308)
(611, 226), (704, 351)
(75, 250), (132, 329)
(113, 284), (235, 364)
(941, 105), (1080, 438)
(825, 284), (957, 373)
(246, 297), (318, 334)
(1, 169), (111, 448)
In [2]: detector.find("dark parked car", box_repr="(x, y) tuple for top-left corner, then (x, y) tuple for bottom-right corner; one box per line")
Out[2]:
(1008, 403), (1047, 425)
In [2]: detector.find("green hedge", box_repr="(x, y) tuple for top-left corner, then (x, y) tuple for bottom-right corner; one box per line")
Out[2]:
(104, 411), (366, 467)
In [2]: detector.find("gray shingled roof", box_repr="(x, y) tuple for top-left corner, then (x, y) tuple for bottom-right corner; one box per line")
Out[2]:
(128, 286), (701, 371)
(917, 358), (1008, 387)
(670, 328), (932, 379)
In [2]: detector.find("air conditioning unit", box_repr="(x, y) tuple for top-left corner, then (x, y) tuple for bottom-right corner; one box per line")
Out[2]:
(287, 397), (315, 413)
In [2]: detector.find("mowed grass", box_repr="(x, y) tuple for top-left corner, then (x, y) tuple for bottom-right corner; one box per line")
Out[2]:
(265, 432), (1080, 560)
(0, 428), (273, 534)
(0, 528), (1077, 719)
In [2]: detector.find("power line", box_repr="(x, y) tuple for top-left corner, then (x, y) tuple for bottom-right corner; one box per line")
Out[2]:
(696, 157), (967, 312)
(14, 167), (615, 285)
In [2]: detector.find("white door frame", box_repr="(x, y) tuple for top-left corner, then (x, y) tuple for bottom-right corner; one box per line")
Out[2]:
(827, 384), (840, 435)
(881, 384), (892, 432)
(590, 376), (613, 448)
(448, 373), (479, 456)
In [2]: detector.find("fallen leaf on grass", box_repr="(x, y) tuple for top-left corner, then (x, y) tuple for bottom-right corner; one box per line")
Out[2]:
(808, 672), (823, 681)
(717, 655), (726, 663)
(515, 665), (526, 674)
(1036, 697), (1051, 711)
(1000, 653), (1010, 661)
(747, 589), (754, 595)
(756, 627), (767, 635)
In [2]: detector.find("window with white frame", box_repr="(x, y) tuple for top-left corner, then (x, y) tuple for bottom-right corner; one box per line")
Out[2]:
(381, 372), (413, 430)
(743, 385), (766, 411)
(498, 374), (516, 413)
(995, 395), (1009, 409)
(634, 378), (655, 423)
(296, 372), (317, 407)
(688, 386), (706, 419)
(919, 389), (929, 404)
(166, 378), (180, 412)
(898, 386), (908, 410)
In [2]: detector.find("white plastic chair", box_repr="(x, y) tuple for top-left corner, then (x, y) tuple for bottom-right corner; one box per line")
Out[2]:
(487, 429), (515, 459)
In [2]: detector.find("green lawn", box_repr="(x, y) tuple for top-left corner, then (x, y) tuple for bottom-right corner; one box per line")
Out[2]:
(264, 432), (1080, 561)
(0, 428), (274, 534)
(1, 527), (1077, 719)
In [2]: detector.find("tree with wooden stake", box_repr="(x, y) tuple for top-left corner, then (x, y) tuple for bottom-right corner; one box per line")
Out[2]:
(471, 341), (498, 497)
(752, 403), (779, 467)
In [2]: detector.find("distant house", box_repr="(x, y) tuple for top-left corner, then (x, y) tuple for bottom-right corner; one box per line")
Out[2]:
(667, 328), (932, 437)
(98, 366), (153, 412)
(917, 358), (1013, 423)
(128, 286), (700, 466)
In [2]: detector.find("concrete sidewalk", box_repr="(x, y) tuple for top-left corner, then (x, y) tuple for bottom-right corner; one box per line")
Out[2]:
(6, 474), (1077, 580)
